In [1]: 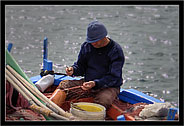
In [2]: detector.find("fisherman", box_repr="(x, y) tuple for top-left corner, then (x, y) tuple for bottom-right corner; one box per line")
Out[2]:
(65, 20), (125, 109)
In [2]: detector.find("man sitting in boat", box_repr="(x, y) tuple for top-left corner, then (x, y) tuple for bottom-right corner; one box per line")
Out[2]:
(65, 20), (125, 109)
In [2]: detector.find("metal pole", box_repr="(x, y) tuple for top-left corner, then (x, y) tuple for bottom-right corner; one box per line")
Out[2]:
(43, 37), (48, 70)
(43, 37), (48, 60)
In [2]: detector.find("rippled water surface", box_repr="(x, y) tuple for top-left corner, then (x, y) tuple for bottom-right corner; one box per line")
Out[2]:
(5, 5), (179, 107)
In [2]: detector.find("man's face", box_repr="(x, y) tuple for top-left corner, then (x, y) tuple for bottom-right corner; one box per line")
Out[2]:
(91, 40), (104, 48)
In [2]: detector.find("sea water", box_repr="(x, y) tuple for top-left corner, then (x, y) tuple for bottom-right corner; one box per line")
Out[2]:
(5, 5), (179, 107)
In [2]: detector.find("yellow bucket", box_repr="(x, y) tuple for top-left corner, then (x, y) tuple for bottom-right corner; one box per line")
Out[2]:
(70, 102), (106, 120)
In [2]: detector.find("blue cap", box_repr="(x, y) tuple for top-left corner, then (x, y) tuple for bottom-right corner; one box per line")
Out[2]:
(86, 21), (108, 43)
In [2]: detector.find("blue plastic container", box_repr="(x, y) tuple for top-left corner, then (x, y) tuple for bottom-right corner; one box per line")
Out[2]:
(117, 115), (126, 121)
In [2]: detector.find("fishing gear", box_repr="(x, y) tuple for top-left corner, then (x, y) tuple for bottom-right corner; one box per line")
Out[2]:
(49, 89), (67, 107)
(6, 68), (69, 120)
(40, 69), (67, 77)
(6, 65), (79, 120)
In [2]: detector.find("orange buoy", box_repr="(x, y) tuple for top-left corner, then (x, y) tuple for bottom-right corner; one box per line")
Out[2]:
(49, 89), (66, 107)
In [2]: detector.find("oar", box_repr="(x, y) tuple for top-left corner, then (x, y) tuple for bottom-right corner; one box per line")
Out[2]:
(6, 65), (78, 120)
(6, 73), (69, 120)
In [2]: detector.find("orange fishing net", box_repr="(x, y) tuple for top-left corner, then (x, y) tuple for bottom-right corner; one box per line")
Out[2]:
(58, 80), (95, 101)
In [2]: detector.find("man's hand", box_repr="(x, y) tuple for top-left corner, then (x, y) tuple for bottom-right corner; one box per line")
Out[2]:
(65, 67), (74, 76)
(81, 81), (95, 90)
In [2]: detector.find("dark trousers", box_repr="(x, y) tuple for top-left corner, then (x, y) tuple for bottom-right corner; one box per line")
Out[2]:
(92, 87), (120, 109)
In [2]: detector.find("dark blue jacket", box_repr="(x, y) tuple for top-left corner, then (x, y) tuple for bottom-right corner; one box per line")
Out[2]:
(72, 38), (125, 89)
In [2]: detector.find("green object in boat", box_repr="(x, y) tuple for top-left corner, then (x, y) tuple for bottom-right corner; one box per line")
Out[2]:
(6, 49), (34, 86)
(5, 49), (52, 120)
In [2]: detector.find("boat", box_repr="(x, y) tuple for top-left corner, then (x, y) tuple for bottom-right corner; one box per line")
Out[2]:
(5, 37), (179, 121)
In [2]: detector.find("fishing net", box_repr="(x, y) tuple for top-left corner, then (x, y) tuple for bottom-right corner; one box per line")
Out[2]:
(6, 80), (29, 114)
(110, 99), (148, 120)
(6, 109), (46, 121)
(58, 80), (95, 101)
(6, 80), (45, 121)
